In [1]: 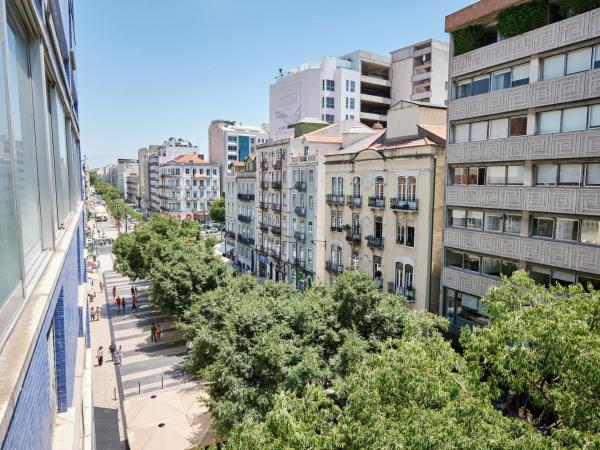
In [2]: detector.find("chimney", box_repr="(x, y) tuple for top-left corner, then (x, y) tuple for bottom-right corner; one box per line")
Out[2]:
(372, 122), (384, 130)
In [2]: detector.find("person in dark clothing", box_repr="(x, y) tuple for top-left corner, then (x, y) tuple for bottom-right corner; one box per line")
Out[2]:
(122, 297), (127, 313)
(109, 342), (116, 361)
(150, 323), (156, 342)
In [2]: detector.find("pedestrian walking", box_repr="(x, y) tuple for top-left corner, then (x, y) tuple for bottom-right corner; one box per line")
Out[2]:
(150, 323), (156, 342)
(112, 285), (116, 299)
(131, 295), (137, 311)
(90, 306), (96, 322)
(156, 324), (162, 342)
(122, 297), (127, 313)
(115, 296), (121, 313)
(109, 342), (116, 361)
(134, 286), (138, 295)
(115, 346), (123, 365)
(96, 346), (104, 366)
(99, 281), (104, 292)
(130, 286), (135, 297)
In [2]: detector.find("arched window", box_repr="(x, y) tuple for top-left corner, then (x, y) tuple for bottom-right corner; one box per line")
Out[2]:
(337, 177), (344, 196)
(352, 176), (361, 196)
(397, 177), (406, 201)
(331, 177), (337, 195)
(395, 262), (404, 289)
(375, 177), (384, 198)
(405, 264), (414, 289)
(407, 176), (417, 202)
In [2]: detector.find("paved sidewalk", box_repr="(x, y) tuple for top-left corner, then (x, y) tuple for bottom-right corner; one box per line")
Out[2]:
(91, 216), (215, 449)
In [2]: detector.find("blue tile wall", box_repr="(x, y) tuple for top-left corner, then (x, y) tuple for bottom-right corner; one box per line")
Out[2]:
(2, 215), (85, 450)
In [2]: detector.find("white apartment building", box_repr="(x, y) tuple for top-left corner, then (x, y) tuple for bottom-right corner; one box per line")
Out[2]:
(116, 158), (138, 196)
(390, 39), (449, 105)
(148, 138), (200, 213)
(208, 120), (268, 192)
(224, 157), (257, 273)
(158, 153), (220, 219)
(138, 145), (159, 211)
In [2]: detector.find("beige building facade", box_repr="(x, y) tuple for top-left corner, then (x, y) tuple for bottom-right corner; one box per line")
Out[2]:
(324, 101), (446, 311)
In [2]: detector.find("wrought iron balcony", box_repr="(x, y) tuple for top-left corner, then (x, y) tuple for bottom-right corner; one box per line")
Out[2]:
(259, 223), (268, 232)
(271, 225), (281, 235)
(271, 181), (282, 190)
(366, 235), (384, 248)
(387, 283), (416, 301)
(260, 161), (268, 170)
(390, 198), (418, 212)
(330, 225), (343, 232)
(326, 194), (345, 205)
(294, 231), (306, 242)
(373, 278), (383, 290)
(294, 259), (306, 269)
(295, 181), (307, 191)
(325, 261), (344, 274)
(259, 201), (269, 210)
(238, 193), (255, 201)
(368, 197), (386, 209)
(260, 181), (269, 189)
(345, 230), (361, 242)
(238, 214), (252, 223)
(294, 206), (306, 216)
(273, 159), (283, 169)
(225, 230), (235, 239)
(346, 195), (362, 207)
(237, 234), (255, 246)
(271, 203), (281, 212)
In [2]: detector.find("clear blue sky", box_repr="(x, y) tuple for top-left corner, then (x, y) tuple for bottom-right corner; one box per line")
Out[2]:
(77, 0), (473, 167)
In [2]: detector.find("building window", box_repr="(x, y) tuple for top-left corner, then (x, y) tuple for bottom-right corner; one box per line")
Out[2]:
(531, 217), (554, 238)
(323, 79), (335, 91)
(323, 97), (334, 109)
(346, 80), (355, 92)
(396, 220), (405, 245)
(345, 97), (355, 109)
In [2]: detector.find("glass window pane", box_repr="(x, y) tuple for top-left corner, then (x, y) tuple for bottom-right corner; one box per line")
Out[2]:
(502, 261), (518, 277)
(552, 270), (576, 287)
(581, 219), (600, 244)
(566, 48), (592, 74)
(7, 18), (43, 270)
(450, 209), (466, 227)
(579, 275), (600, 291)
(511, 64), (530, 86)
(587, 163), (600, 185)
(530, 266), (551, 286)
(451, 167), (468, 185)
(538, 110), (561, 134)
(456, 80), (471, 99)
(562, 107), (587, 132)
(482, 257), (501, 276)
(0, 18), (22, 309)
(509, 116), (527, 136)
(555, 218), (579, 241)
(484, 213), (503, 232)
(486, 166), (505, 185)
(453, 124), (469, 143)
(595, 45), (600, 69)
(489, 118), (508, 139)
(468, 167), (485, 185)
(507, 165), (524, 185)
(536, 164), (558, 185)
(446, 249), (463, 268)
(543, 54), (565, 80)
(505, 215), (522, 234)
(589, 104), (600, 128)
(559, 164), (581, 185)
(491, 70), (511, 91)
(50, 94), (71, 223)
(467, 211), (483, 229)
(532, 217), (554, 238)
(472, 76), (490, 96)
(464, 254), (480, 272)
(470, 121), (488, 141)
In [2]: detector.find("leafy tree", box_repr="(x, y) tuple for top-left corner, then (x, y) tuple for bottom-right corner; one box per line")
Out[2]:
(209, 197), (225, 223)
(461, 271), (600, 441)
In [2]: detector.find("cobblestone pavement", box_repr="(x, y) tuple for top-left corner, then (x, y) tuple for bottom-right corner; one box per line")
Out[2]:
(91, 217), (214, 449)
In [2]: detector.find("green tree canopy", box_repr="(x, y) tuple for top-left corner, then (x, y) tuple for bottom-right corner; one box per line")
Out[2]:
(209, 197), (225, 223)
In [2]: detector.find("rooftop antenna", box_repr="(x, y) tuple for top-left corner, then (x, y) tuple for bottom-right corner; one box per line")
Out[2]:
(276, 68), (284, 79)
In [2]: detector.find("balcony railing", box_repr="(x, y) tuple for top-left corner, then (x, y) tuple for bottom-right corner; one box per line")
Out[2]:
(238, 193), (255, 201)
(330, 225), (343, 232)
(271, 181), (282, 190)
(271, 203), (281, 212)
(259, 201), (269, 210)
(390, 198), (418, 212)
(373, 278), (383, 290)
(294, 206), (306, 216)
(294, 259), (306, 269)
(260, 181), (269, 189)
(345, 230), (361, 243)
(366, 235), (384, 248)
(260, 161), (268, 170)
(237, 234), (255, 246)
(326, 194), (345, 205)
(295, 181), (307, 191)
(347, 195), (362, 207)
(294, 231), (306, 242)
(325, 261), (344, 274)
(387, 283), (416, 301)
(238, 214), (252, 223)
(368, 197), (386, 209)
(271, 226), (281, 235)
(259, 223), (268, 232)
(225, 230), (235, 239)
(273, 159), (282, 169)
